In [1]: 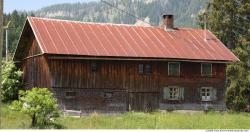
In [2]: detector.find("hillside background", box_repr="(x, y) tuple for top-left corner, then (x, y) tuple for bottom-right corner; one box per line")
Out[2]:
(35, 0), (209, 27)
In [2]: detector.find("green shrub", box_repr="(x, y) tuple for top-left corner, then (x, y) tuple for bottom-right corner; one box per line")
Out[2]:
(1, 60), (22, 102)
(11, 88), (61, 127)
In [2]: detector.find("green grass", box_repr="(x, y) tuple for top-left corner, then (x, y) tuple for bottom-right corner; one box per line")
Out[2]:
(0, 104), (31, 129)
(1, 104), (250, 129)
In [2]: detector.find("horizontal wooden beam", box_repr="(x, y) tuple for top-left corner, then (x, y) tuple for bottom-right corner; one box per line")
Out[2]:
(23, 53), (43, 61)
(47, 54), (234, 64)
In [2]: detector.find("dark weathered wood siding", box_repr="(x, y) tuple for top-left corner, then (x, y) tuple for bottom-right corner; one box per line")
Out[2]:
(47, 59), (226, 111)
(21, 38), (51, 89)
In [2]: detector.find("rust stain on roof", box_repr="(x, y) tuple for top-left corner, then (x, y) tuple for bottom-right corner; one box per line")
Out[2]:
(23, 17), (239, 62)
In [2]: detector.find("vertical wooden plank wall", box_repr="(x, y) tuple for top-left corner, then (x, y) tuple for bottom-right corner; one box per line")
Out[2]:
(21, 38), (51, 89)
(48, 59), (226, 112)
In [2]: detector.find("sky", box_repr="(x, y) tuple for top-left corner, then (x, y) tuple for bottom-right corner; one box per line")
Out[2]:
(4, 0), (98, 13)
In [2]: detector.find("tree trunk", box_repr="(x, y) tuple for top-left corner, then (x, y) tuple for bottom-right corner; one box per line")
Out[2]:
(31, 114), (37, 126)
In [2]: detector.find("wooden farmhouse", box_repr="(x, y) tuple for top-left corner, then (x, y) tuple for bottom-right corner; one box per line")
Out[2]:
(13, 15), (239, 113)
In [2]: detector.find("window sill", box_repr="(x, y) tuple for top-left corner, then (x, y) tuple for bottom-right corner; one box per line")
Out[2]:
(201, 100), (213, 102)
(162, 99), (184, 104)
(201, 75), (213, 78)
(139, 73), (152, 76)
(168, 75), (181, 77)
(65, 96), (76, 99)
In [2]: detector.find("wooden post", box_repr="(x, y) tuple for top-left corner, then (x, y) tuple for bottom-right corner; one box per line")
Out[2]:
(0, 0), (3, 122)
(5, 28), (7, 60)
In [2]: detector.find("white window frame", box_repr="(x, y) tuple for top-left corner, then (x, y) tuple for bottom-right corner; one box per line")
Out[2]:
(201, 63), (212, 77)
(163, 86), (184, 100)
(201, 87), (212, 101)
(168, 62), (180, 76)
(169, 86), (180, 100)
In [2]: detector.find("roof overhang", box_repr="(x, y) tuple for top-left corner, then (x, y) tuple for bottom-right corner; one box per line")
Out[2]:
(46, 54), (239, 64)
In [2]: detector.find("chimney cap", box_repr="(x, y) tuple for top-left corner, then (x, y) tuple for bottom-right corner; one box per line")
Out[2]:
(163, 14), (174, 19)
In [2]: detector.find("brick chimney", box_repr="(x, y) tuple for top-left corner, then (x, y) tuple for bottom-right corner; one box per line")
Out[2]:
(162, 14), (174, 30)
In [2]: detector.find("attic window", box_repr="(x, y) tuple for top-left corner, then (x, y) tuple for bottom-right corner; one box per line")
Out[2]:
(138, 64), (152, 75)
(201, 63), (212, 77)
(91, 62), (97, 73)
(138, 64), (144, 74)
(145, 64), (152, 74)
(168, 62), (180, 76)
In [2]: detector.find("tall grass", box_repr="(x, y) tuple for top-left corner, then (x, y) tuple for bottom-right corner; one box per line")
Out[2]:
(0, 104), (31, 129)
(55, 112), (250, 129)
(1, 104), (250, 129)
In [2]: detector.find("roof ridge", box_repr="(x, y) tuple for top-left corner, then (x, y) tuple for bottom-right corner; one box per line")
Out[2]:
(28, 16), (157, 28)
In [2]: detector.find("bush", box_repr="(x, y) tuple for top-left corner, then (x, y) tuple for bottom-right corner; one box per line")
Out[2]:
(1, 60), (22, 102)
(11, 88), (60, 127)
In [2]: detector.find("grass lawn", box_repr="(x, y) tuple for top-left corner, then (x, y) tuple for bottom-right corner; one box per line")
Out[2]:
(1, 104), (250, 129)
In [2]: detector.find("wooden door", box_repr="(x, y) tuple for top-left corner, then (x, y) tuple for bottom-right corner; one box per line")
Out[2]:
(129, 92), (159, 112)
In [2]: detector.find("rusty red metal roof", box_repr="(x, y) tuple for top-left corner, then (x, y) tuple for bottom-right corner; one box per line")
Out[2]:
(21, 17), (239, 62)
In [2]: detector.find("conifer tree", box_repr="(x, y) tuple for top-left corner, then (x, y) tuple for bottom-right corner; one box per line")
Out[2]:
(207, 0), (250, 111)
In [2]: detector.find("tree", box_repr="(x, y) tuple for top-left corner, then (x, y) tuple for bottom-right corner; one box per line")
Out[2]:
(3, 10), (28, 58)
(11, 88), (60, 127)
(1, 60), (22, 102)
(205, 0), (250, 111)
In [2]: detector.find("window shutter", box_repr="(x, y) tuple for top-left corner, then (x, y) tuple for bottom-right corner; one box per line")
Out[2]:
(212, 88), (217, 101)
(179, 87), (184, 100)
(198, 87), (202, 101)
(163, 87), (170, 100)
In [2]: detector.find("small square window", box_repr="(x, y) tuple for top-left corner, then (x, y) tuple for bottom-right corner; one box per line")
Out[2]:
(66, 92), (76, 98)
(169, 87), (179, 100)
(201, 87), (212, 101)
(91, 62), (97, 72)
(145, 64), (152, 74)
(138, 64), (144, 74)
(103, 92), (113, 98)
(201, 63), (212, 77)
(168, 62), (180, 76)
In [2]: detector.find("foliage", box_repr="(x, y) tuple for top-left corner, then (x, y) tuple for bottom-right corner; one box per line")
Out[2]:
(206, 0), (250, 111)
(226, 38), (250, 111)
(11, 88), (60, 127)
(1, 104), (250, 129)
(1, 60), (22, 102)
(3, 10), (28, 58)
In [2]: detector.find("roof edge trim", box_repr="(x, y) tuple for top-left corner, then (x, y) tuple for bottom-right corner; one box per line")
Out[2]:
(12, 19), (29, 61)
(47, 54), (238, 64)
(27, 17), (45, 53)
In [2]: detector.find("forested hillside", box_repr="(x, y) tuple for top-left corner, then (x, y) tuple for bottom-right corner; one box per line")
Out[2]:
(36, 0), (209, 27)
(3, 11), (31, 57)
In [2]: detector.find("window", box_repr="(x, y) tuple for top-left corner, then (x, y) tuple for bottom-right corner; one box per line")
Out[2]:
(168, 62), (180, 76)
(138, 64), (152, 75)
(66, 92), (76, 98)
(163, 86), (184, 100)
(169, 87), (179, 100)
(200, 87), (217, 101)
(103, 92), (113, 98)
(201, 63), (212, 77)
(91, 62), (97, 72)
(145, 64), (152, 74)
(139, 64), (144, 74)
